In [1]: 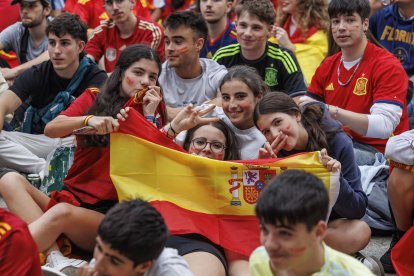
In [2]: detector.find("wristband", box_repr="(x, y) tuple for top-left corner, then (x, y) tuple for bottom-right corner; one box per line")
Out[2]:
(83, 115), (94, 126)
(145, 115), (156, 124)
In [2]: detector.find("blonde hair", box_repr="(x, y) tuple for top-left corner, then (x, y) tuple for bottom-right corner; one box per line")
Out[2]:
(276, 0), (330, 35)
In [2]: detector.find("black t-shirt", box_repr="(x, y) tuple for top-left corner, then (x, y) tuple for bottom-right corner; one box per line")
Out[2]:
(11, 59), (107, 109)
(213, 42), (307, 96)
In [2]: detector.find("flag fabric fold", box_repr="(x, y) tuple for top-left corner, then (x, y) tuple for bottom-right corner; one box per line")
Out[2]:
(110, 109), (339, 256)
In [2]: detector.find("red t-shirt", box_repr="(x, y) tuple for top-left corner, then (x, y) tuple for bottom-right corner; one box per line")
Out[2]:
(85, 18), (164, 72)
(64, 0), (78, 13)
(60, 88), (166, 204)
(0, 209), (42, 276)
(308, 41), (409, 153)
(74, 0), (151, 29)
(0, 0), (20, 32)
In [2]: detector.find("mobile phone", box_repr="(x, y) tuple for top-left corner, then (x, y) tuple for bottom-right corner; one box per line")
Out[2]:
(72, 126), (97, 135)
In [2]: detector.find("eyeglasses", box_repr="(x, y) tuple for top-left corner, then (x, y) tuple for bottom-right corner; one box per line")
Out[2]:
(191, 138), (226, 154)
(104, 0), (125, 6)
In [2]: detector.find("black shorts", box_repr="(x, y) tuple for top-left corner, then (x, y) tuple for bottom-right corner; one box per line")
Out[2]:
(166, 234), (228, 274)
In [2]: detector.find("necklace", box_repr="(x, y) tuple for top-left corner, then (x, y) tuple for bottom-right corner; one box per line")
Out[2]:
(337, 57), (362, 86)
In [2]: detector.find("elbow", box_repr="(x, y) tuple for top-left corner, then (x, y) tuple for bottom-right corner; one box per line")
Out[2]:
(44, 122), (61, 138)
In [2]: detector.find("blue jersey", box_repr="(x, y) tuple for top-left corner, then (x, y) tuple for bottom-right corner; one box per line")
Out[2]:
(369, 4), (414, 77)
(200, 20), (237, 59)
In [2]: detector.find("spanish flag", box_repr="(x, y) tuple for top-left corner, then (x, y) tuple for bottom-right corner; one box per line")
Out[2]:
(110, 109), (339, 257)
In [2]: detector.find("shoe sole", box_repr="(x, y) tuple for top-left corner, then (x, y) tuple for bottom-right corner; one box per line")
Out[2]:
(368, 256), (385, 276)
(60, 266), (79, 276)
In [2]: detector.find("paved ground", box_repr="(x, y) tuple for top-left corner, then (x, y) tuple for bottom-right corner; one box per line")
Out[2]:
(361, 235), (395, 276)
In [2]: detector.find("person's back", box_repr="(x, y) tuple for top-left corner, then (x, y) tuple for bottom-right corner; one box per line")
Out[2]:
(0, 208), (42, 276)
(249, 170), (375, 276)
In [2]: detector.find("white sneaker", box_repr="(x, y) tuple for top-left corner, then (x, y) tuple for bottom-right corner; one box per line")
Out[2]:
(45, 251), (87, 276)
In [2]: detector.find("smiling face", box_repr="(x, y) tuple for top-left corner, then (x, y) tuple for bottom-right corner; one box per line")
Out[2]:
(188, 125), (227, 160)
(221, 79), (262, 130)
(236, 11), (271, 56)
(200, 0), (232, 24)
(120, 58), (160, 98)
(255, 112), (308, 151)
(330, 12), (368, 50)
(260, 221), (325, 272)
(164, 26), (203, 69)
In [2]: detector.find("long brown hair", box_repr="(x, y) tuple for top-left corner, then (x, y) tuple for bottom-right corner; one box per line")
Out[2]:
(253, 92), (340, 152)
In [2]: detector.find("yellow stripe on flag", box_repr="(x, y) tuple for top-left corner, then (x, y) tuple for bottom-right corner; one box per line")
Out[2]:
(110, 133), (339, 216)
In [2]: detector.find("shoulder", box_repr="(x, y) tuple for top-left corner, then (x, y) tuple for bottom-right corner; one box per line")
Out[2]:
(137, 17), (163, 32)
(148, 248), (192, 276)
(249, 246), (273, 276)
(212, 43), (240, 61)
(323, 244), (375, 275)
(84, 63), (107, 85)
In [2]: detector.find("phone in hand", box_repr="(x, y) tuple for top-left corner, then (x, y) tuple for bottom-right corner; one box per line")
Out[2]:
(72, 126), (97, 135)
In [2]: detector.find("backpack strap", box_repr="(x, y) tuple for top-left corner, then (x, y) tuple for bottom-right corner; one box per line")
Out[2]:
(19, 27), (30, 64)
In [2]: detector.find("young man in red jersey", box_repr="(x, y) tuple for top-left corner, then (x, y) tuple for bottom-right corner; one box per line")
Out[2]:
(85, 0), (164, 73)
(303, 0), (409, 166)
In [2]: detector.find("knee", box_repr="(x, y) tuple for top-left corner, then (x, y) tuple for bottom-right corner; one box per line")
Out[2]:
(352, 220), (371, 248)
(0, 172), (27, 196)
(46, 203), (76, 224)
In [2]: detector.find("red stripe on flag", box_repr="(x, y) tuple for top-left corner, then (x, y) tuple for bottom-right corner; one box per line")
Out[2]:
(151, 200), (260, 257)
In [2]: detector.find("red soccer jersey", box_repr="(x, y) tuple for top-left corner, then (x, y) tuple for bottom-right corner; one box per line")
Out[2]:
(74, 0), (152, 29)
(60, 88), (166, 204)
(308, 41), (409, 153)
(0, 209), (42, 276)
(85, 18), (164, 72)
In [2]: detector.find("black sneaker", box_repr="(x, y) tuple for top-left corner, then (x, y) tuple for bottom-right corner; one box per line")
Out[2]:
(355, 252), (385, 276)
(379, 232), (400, 273)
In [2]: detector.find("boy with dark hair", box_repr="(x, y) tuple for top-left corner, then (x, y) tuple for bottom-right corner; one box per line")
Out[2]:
(158, 11), (227, 120)
(78, 199), (193, 276)
(212, 0), (306, 99)
(303, 0), (408, 165)
(250, 170), (375, 276)
(0, 12), (107, 177)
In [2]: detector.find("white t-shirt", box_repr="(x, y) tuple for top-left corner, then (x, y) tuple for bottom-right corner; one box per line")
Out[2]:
(214, 107), (266, 160)
(145, 248), (193, 276)
(159, 58), (227, 108)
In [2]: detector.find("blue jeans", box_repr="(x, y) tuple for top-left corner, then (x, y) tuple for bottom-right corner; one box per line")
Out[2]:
(353, 141), (379, 166)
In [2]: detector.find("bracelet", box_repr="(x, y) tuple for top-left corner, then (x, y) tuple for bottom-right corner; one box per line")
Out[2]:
(83, 115), (94, 126)
(169, 122), (177, 135)
(145, 115), (156, 123)
(160, 127), (175, 139)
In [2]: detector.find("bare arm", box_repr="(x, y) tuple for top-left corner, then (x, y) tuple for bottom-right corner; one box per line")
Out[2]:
(327, 105), (369, 136)
(0, 51), (50, 80)
(0, 90), (23, 130)
(44, 114), (89, 138)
